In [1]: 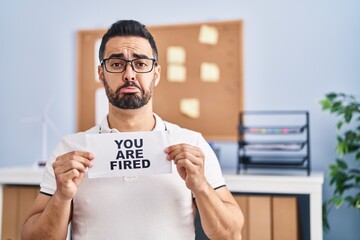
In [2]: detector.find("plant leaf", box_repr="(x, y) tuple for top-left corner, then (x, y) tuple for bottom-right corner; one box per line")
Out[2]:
(331, 101), (342, 113)
(336, 121), (343, 130)
(331, 196), (344, 208)
(356, 151), (360, 160)
(320, 99), (332, 110)
(344, 110), (353, 123)
(336, 141), (348, 156)
(322, 202), (330, 232)
(326, 92), (338, 100)
(336, 159), (348, 169)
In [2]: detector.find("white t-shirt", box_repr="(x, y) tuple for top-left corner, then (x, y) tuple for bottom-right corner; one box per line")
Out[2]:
(40, 114), (225, 240)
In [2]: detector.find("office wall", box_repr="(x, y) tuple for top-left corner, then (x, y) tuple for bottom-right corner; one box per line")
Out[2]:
(0, 0), (359, 239)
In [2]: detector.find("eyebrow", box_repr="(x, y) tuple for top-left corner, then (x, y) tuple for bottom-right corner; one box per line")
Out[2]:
(106, 53), (152, 59)
(107, 53), (125, 59)
(133, 53), (151, 59)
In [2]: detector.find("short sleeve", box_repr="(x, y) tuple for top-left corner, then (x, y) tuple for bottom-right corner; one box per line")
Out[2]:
(197, 134), (226, 189)
(40, 141), (67, 195)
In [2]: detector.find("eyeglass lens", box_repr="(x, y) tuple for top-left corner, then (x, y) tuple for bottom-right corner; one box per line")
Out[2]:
(105, 59), (154, 73)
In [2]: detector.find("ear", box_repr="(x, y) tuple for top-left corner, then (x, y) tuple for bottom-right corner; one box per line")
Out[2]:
(154, 64), (161, 87)
(98, 65), (105, 85)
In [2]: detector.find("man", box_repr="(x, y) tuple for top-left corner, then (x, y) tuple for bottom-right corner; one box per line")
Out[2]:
(21, 20), (244, 240)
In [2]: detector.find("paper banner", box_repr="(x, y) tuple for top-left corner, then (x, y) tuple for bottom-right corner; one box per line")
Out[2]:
(86, 131), (171, 178)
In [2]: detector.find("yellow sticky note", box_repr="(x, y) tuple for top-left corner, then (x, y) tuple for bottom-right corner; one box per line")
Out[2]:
(94, 39), (102, 82)
(167, 46), (186, 64)
(180, 98), (200, 119)
(167, 65), (186, 82)
(199, 25), (218, 45)
(95, 88), (108, 125)
(200, 63), (220, 82)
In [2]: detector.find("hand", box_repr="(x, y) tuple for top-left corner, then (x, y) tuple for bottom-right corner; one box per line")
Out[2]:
(165, 144), (207, 193)
(52, 151), (94, 201)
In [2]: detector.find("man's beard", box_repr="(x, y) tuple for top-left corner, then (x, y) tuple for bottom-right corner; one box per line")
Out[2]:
(103, 79), (154, 109)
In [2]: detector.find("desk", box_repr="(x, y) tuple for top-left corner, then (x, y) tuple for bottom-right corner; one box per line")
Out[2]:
(224, 171), (324, 240)
(0, 167), (323, 240)
(0, 167), (43, 239)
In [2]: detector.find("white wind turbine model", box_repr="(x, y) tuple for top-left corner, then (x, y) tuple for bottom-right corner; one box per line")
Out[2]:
(21, 98), (62, 167)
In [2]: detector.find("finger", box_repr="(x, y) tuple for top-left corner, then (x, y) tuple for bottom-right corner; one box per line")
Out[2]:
(62, 168), (81, 181)
(54, 160), (88, 175)
(175, 159), (204, 182)
(69, 153), (94, 168)
(58, 150), (94, 161)
(172, 152), (203, 166)
(166, 144), (203, 160)
(54, 151), (94, 168)
(176, 159), (196, 173)
(175, 160), (188, 180)
(170, 150), (204, 167)
(165, 143), (197, 153)
(72, 150), (94, 160)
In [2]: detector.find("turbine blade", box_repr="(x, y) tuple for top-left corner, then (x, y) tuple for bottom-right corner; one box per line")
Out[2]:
(44, 96), (54, 114)
(44, 116), (62, 137)
(20, 116), (42, 123)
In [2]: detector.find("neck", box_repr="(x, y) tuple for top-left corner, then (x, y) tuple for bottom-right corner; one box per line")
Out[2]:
(107, 104), (155, 132)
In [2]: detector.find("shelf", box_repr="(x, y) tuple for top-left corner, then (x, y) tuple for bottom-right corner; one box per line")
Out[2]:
(241, 125), (307, 134)
(240, 141), (306, 151)
(240, 155), (308, 166)
(237, 111), (311, 175)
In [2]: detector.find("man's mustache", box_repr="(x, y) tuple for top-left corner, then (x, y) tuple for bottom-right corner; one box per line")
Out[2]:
(116, 81), (142, 94)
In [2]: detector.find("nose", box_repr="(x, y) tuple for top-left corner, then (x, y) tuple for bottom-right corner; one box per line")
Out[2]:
(123, 61), (136, 82)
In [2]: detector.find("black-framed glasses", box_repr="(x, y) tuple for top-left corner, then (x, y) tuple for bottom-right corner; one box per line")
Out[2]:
(101, 58), (157, 73)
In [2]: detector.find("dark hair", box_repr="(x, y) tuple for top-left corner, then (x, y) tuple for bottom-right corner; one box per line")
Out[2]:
(99, 20), (158, 62)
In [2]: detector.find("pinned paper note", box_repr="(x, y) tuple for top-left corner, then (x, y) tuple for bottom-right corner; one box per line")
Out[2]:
(199, 25), (219, 45)
(167, 65), (186, 82)
(95, 87), (108, 124)
(200, 62), (220, 82)
(167, 46), (186, 64)
(180, 98), (200, 119)
(86, 131), (172, 178)
(94, 39), (101, 82)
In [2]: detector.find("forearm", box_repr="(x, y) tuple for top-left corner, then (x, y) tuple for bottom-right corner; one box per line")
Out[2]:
(21, 194), (72, 240)
(194, 184), (244, 240)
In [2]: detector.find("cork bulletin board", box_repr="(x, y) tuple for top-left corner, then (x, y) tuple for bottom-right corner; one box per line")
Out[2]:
(76, 20), (243, 140)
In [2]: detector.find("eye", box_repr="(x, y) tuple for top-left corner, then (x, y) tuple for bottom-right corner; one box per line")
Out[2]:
(134, 59), (148, 68)
(108, 59), (126, 69)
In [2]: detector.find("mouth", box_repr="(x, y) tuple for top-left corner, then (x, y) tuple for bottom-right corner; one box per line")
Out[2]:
(120, 86), (140, 94)
(118, 82), (141, 94)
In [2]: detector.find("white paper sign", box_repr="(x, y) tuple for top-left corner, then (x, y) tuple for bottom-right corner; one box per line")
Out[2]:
(86, 131), (171, 178)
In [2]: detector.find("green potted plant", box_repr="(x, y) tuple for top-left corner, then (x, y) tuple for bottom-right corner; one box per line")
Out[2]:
(319, 92), (360, 232)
